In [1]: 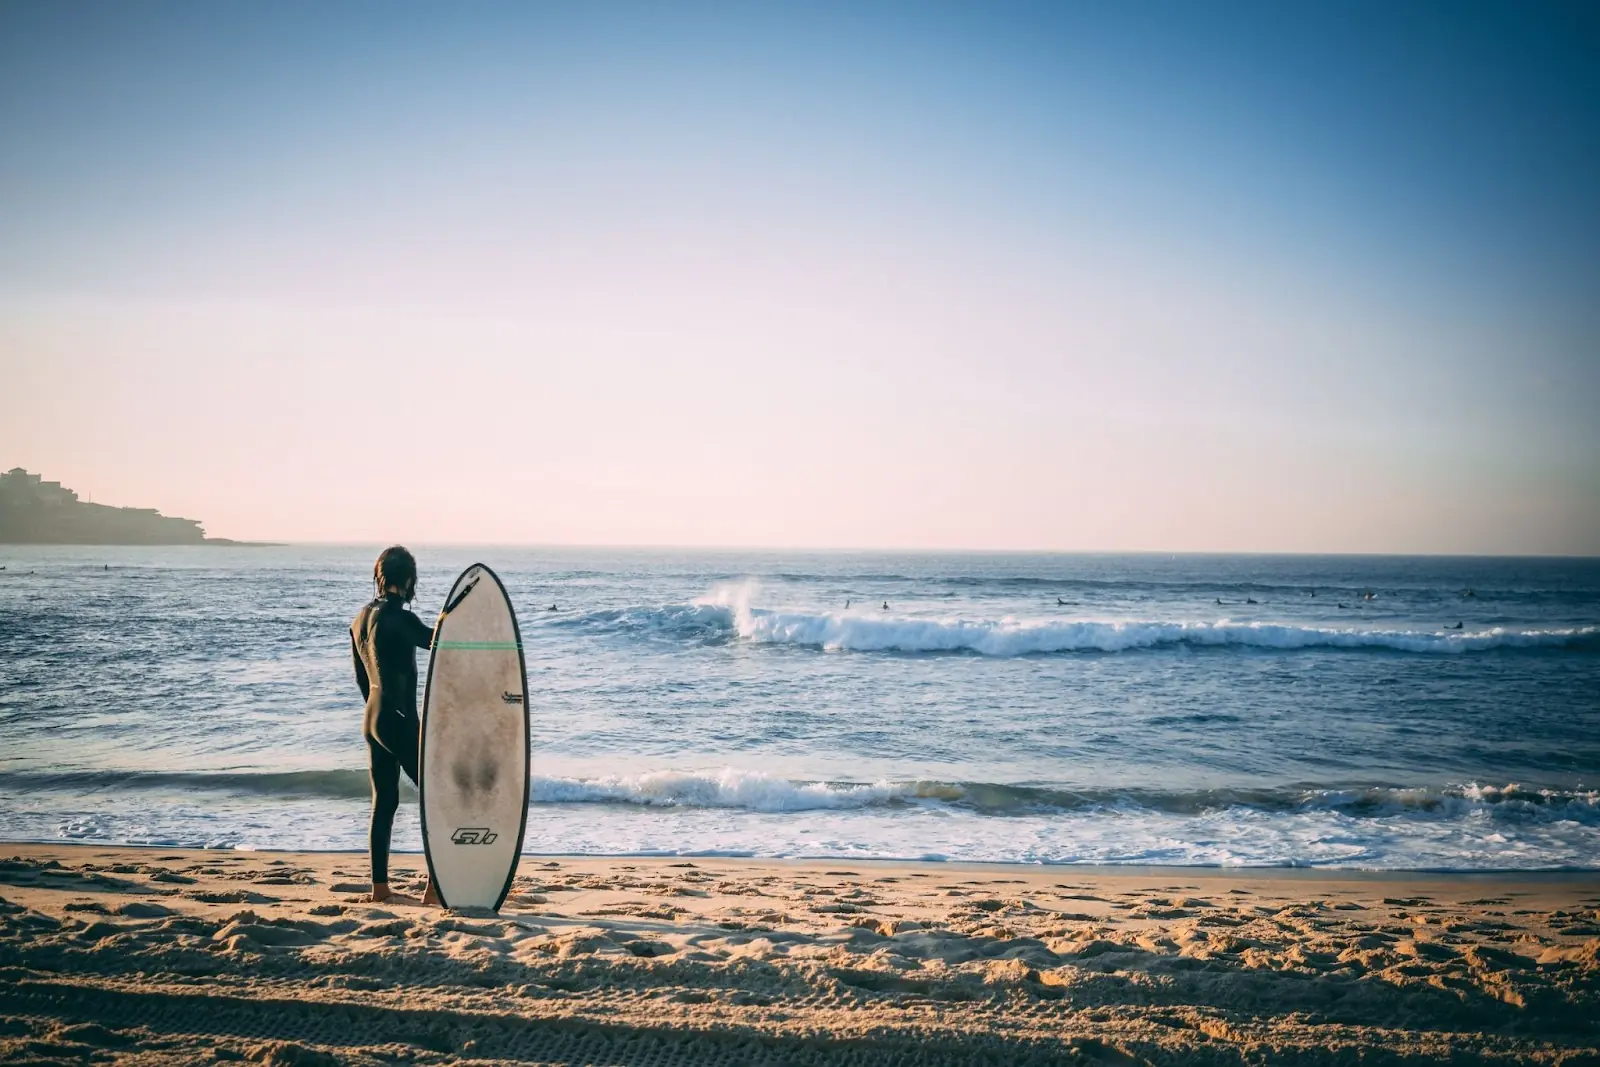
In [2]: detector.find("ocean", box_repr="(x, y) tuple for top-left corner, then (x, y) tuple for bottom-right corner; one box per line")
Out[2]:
(1, 546), (1596, 870)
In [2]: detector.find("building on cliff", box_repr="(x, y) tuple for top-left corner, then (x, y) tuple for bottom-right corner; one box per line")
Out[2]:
(0, 468), (209, 544)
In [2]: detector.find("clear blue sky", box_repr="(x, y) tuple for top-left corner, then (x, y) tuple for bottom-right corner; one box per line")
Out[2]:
(2, 1), (1596, 551)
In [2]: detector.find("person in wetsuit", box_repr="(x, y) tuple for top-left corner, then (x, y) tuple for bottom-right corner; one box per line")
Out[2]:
(351, 545), (438, 905)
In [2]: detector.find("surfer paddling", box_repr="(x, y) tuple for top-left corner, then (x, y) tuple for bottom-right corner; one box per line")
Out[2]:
(352, 546), (440, 907)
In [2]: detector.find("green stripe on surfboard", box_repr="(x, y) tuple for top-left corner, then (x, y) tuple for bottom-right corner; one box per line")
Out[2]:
(435, 640), (522, 650)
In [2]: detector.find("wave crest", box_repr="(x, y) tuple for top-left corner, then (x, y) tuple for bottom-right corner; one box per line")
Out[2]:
(8, 768), (1593, 825)
(675, 586), (1599, 656)
(525, 773), (1600, 823)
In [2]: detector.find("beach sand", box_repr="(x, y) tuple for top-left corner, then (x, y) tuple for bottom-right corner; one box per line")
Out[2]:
(0, 845), (1596, 1065)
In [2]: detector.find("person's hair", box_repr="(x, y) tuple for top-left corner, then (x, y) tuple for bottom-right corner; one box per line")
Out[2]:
(374, 545), (417, 598)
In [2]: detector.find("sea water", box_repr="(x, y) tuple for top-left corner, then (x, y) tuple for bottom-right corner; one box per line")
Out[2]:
(1, 546), (1596, 870)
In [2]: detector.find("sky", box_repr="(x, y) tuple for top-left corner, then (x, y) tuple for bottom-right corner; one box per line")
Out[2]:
(1, 1), (1597, 553)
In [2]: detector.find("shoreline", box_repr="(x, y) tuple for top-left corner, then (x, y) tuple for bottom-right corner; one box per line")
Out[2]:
(3, 842), (1596, 1064)
(8, 838), (1600, 880)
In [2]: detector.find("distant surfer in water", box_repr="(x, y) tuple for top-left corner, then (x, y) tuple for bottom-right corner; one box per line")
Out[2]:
(351, 546), (438, 907)
(882, 601), (889, 610)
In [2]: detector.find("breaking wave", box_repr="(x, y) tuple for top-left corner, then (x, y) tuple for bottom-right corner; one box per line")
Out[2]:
(4, 768), (1595, 824)
(0, 768), (385, 800)
(552, 586), (1600, 656)
(527, 772), (1600, 823)
(730, 613), (1598, 656)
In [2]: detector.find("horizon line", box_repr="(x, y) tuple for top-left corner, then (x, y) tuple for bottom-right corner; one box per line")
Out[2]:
(162, 540), (1600, 561)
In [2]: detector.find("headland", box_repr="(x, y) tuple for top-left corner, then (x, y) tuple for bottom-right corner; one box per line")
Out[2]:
(0, 468), (269, 545)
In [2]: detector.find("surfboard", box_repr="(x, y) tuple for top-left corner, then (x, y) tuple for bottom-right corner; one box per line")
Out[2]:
(420, 563), (529, 912)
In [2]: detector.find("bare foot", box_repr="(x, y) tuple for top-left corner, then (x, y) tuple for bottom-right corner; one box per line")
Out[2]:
(368, 883), (422, 906)
(370, 889), (423, 906)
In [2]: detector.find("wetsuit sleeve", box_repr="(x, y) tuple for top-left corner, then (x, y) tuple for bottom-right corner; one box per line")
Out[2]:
(351, 631), (370, 701)
(406, 610), (434, 650)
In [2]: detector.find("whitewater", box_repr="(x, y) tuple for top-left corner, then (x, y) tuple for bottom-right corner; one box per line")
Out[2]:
(2, 546), (1597, 869)
(686, 585), (1597, 655)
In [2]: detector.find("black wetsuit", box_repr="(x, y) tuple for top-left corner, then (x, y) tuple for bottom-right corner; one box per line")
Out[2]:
(351, 594), (433, 885)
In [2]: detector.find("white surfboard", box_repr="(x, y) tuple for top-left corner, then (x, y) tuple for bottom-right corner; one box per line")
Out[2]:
(420, 563), (529, 912)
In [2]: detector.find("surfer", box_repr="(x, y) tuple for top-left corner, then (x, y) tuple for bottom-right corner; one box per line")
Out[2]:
(547, 603), (557, 611)
(1057, 597), (1066, 606)
(1245, 597), (1258, 605)
(845, 598), (850, 609)
(1448, 621), (1464, 630)
(351, 545), (439, 907)
(882, 601), (889, 610)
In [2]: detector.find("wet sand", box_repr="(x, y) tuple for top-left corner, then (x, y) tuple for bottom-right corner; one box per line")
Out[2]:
(1, 844), (1596, 1065)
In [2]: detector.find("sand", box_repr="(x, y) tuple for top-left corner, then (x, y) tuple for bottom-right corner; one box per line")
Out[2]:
(0, 845), (1596, 1065)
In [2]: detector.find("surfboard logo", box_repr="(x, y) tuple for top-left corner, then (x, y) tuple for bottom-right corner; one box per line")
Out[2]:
(501, 691), (523, 704)
(450, 827), (498, 845)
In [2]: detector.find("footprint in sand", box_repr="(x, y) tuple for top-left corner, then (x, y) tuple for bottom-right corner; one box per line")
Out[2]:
(254, 871), (316, 886)
(185, 890), (278, 905)
(2, 860), (130, 892)
(112, 901), (172, 918)
(350, 918), (414, 939)
(620, 939), (675, 958)
(213, 912), (350, 950)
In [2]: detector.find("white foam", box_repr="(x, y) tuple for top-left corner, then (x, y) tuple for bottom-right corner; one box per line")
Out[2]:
(7, 775), (1597, 869)
(530, 768), (907, 812)
(689, 586), (1597, 656)
(520, 770), (1600, 825)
